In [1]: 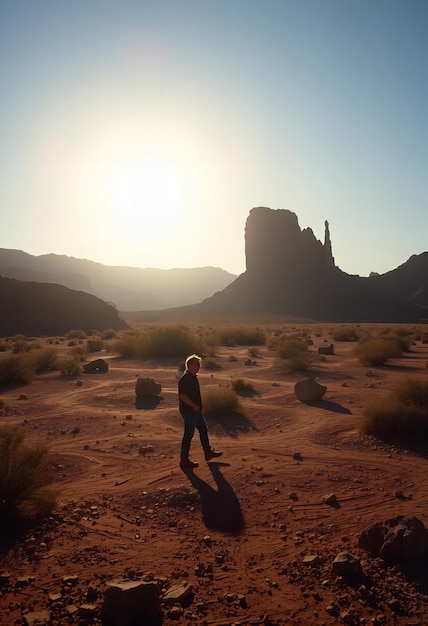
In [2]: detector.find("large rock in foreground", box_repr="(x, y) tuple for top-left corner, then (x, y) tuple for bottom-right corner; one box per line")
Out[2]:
(294, 378), (327, 403)
(358, 515), (428, 562)
(101, 579), (160, 625)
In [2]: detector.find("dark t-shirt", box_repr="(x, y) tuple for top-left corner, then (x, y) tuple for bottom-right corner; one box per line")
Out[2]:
(178, 370), (202, 413)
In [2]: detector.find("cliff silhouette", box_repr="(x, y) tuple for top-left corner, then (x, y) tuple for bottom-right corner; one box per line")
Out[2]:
(183, 207), (427, 323)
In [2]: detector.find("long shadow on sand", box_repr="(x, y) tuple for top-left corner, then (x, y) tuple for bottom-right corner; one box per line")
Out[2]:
(135, 396), (163, 410)
(181, 463), (245, 534)
(313, 399), (352, 414)
(207, 411), (259, 438)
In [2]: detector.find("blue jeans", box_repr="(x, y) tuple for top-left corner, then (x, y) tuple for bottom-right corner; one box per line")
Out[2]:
(180, 410), (210, 457)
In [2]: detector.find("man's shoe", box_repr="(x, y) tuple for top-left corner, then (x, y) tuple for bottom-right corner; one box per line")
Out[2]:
(180, 457), (198, 468)
(205, 448), (223, 462)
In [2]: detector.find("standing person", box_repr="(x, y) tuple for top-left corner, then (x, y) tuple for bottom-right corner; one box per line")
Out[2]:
(178, 354), (223, 468)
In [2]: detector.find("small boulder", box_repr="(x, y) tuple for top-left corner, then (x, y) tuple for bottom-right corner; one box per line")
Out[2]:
(318, 343), (334, 355)
(135, 376), (162, 397)
(83, 359), (109, 374)
(294, 378), (327, 403)
(332, 551), (362, 577)
(101, 579), (160, 625)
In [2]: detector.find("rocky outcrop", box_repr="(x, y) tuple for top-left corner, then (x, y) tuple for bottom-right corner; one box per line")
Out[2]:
(190, 208), (426, 322)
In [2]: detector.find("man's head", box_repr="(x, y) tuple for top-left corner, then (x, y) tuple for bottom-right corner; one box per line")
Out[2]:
(185, 354), (201, 374)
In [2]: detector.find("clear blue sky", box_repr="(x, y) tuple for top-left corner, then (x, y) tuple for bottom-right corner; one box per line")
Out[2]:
(1, 0), (427, 276)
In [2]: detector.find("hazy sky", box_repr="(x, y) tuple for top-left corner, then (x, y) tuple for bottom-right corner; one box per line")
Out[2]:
(1, 1), (427, 277)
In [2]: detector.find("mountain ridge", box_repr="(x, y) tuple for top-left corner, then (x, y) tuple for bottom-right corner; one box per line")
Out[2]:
(0, 249), (236, 311)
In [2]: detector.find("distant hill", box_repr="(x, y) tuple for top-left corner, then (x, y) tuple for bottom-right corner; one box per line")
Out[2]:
(166, 208), (428, 323)
(0, 277), (128, 336)
(0, 250), (236, 311)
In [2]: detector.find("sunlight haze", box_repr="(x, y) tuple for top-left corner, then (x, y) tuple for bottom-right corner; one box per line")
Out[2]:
(1, 0), (427, 277)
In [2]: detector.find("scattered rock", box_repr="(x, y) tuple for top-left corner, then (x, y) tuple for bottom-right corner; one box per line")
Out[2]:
(162, 581), (193, 604)
(332, 551), (362, 577)
(23, 611), (51, 626)
(323, 493), (337, 505)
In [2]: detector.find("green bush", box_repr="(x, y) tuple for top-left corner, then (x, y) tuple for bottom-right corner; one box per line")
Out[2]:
(210, 327), (265, 347)
(0, 354), (34, 384)
(360, 378), (428, 450)
(203, 387), (241, 417)
(231, 378), (256, 393)
(0, 426), (58, 526)
(353, 337), (402, 366)
(114, 326), (203, 359)
(332, 326), (360, 342)
(58, 358), (83, 376)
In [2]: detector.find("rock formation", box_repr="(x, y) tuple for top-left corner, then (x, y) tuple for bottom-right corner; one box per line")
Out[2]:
(190, 208), (426, 322)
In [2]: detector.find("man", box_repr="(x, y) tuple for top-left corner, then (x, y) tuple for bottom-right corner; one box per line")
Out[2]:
(178, 354), (223, 468)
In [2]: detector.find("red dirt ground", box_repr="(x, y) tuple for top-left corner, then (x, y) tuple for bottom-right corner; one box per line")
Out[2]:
(1, 324), (427, 625)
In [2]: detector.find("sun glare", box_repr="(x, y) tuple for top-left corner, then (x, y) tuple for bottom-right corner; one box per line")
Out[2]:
(107, 155), (185, 225)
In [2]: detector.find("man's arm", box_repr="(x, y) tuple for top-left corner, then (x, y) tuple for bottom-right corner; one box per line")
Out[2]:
(179, 393), (200, 411)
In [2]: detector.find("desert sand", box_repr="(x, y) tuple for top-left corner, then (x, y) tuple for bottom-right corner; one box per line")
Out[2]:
(0, 321), (427, 625)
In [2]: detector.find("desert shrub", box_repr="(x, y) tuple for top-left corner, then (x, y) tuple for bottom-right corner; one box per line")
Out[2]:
(0, 426), (58, 526)
(270, 335), (315, 371)
(86, 337), (104, 353)
(101, 328), (117, 340)
(353, 337), (402, 366)
(248, 347), (260, 358)
(332, 326), (360, 342)
(114, 326), (203, 359)
(203, 357), (221, 370)
(360, 378), (428, 450)
(231, 378), (256, 393)
(0, 354), (34, 384)
(58, 358), (83, 376)
(228, 354), (238, 362)
(13, 339), (33, 353)
(203, 387), (241, 417)
(28, 348), (58, 372)
(210, 327), (265, 347)
(66, 329), (87, 340)
(377, 329), (411, 352)
(113, 332), (143, 357)
(0, 342), (8, 352)
(70, 345), (88, 361)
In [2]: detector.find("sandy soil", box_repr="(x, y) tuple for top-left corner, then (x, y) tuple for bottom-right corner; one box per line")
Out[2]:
(0, 325), (427, 625)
